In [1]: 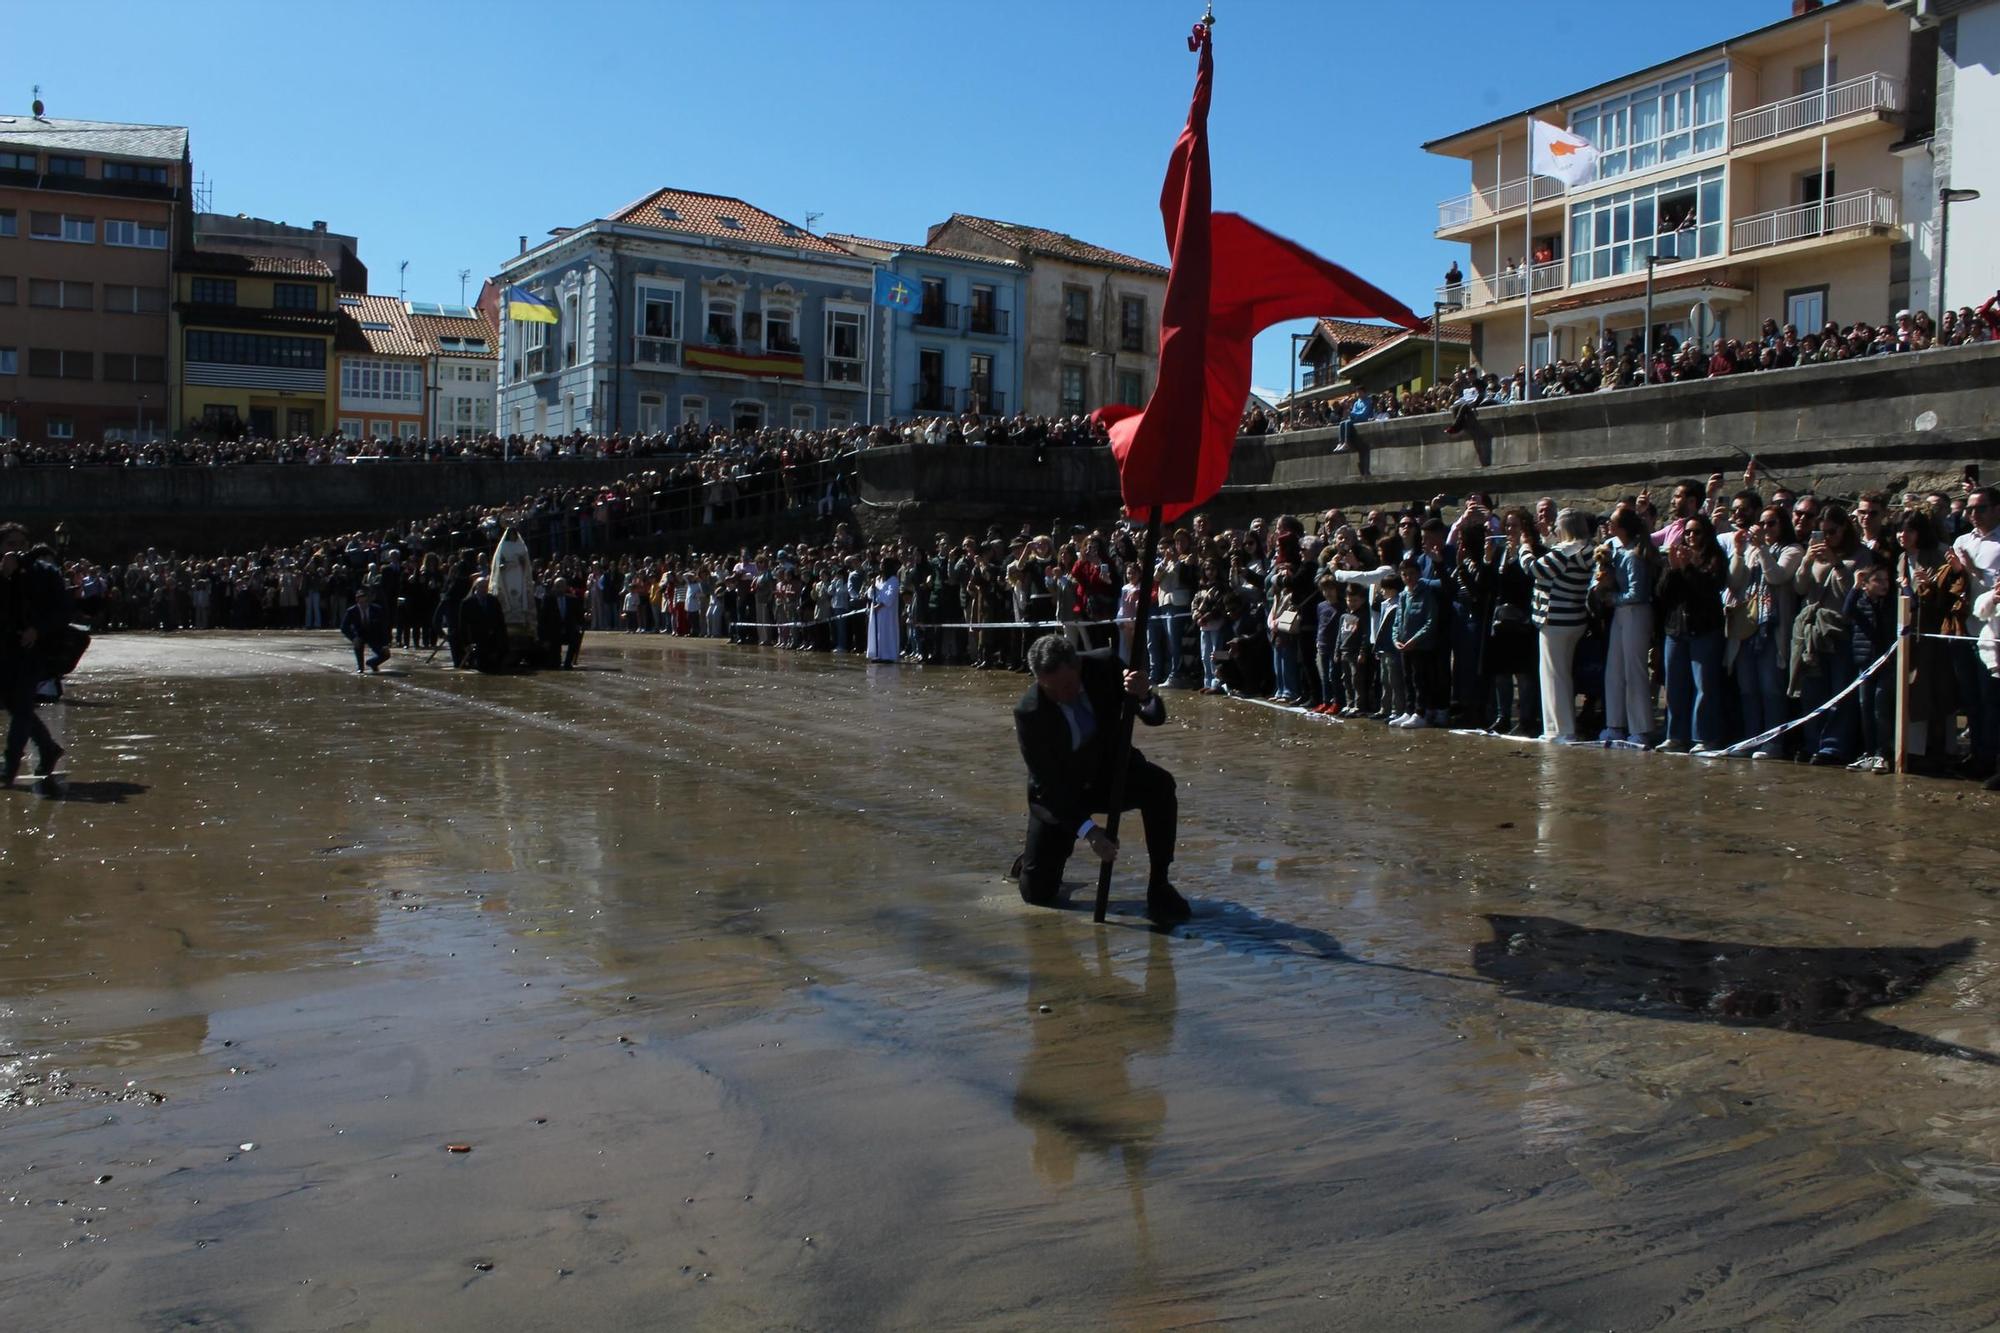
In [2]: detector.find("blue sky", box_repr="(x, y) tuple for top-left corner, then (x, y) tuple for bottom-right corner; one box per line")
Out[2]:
(10, 0), (1770, 398)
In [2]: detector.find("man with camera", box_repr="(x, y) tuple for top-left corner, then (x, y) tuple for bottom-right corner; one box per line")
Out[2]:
(1013, 633), (1191, 925)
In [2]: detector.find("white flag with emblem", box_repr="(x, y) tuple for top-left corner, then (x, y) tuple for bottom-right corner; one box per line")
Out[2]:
(1530, 119), (1599, 189)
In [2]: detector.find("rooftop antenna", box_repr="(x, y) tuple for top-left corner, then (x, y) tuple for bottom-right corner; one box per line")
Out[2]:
(804, 211), (823, 233)
(457, 268), (471, 305)
(398, 259), (409, 302)
(193, 172), (213, 213)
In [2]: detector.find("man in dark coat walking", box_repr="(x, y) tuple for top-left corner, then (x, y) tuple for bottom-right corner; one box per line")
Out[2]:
(0, 542), (67, 786)
(339, 588), (391, 673)
(1014, 633), (1191, 924)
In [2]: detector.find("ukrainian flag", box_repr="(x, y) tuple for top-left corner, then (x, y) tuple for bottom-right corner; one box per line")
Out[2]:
(504, 284), (559, 325)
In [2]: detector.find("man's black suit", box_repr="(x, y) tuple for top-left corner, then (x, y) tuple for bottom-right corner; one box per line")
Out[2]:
(1014, 647), (1175, 906)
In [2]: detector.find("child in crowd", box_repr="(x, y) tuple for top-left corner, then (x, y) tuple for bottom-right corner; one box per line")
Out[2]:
(1392, 556), (1443, 728)
(1336, 583), (1375, 716)
(1313, 572), (1344, 714)
(1844, 558), (1899, 773)
(1372, 572), (1405, 722)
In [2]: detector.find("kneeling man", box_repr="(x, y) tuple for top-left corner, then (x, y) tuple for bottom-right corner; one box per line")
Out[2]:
(1015, 633), (1191, 924)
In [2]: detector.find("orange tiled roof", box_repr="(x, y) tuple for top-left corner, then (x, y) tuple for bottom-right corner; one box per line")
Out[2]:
(613, 187), (849, 256)
(409, 309), (498, 359)
(334, 294), (425, 358)
(180, 250), (334, 280)
(937, 214), (1168, 276)
(1311, 318), (1402, 351)
(824, 232), (1026, 269)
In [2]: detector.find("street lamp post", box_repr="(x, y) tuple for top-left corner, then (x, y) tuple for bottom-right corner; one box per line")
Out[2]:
(1432, 301), (1446, 386)
(1642, 238), (1688, 379)
(1938, 186), (1982, 323)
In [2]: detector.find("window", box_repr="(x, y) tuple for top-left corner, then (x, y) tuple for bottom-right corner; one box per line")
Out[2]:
(638, 393), (664, 432)
(191, 277), (238, 305)
(1800, 168), (1835, 206)
(828, 407), (853, 429)
(456, 365), (473, 381)
(103, 284), (167, 314)
(917, 347), (946, 410)
(30, 212), (93, 242)
(1062, 287), (1090, 344)
(104, 219), (168, 248)
(28, 349), (93, 380)
(917, 276), (948, 327)
(103, 161), (169, 185)
(968, 352), (995, 413)
(680, 394), (707, 426)
(1568, 166), (1723, 284)
(1568, 63), (1726, 184)
(1059, 364), (1086, 414)
(0, 277), (13, 304)
(29, 279), (92, 309)
(273, 283), (318, 311)
(1120, 296), (1146, 352)
(0, 348), (14, 375)
(519, 310), (548, 376)
(969, 284), (999, 334)
(370, 419), (394, 439)
(47, 418), (74, 439)
(824, 308), (866, 383)
(339, 358), (422, 403)
(184, 330), (326, 370)
(731, 400), (764, 431)
(636, 282), (682, 363)
(340, 418), (363, 440)
(0, 209), (15, 237)
(1117, 370), (1143, 406)
(563, 291), (581, 367)
(1786, 286), (1827, 332)
(45, 155), (85, 178)
(0, 151), (33, 171)
(790, 404), (814, 430)
(765, 307), (797, 353)
(705, 296), (739, 345)
(102, 353), (165, 382)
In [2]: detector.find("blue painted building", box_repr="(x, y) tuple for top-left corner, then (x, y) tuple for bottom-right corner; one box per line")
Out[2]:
(827, 233), (1025, 419)
(494, 187), (880, 437)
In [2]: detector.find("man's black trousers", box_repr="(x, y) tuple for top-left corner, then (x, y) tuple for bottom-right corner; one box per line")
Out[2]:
(1018, 756), (1176, 906)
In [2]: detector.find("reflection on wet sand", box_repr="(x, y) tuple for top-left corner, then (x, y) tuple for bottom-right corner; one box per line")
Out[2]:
(1475, 913), (1991, 1063)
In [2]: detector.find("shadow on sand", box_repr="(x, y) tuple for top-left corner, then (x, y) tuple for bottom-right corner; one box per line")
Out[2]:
(30, 779), (149, 804)
(1475, 913), (1994, 1065)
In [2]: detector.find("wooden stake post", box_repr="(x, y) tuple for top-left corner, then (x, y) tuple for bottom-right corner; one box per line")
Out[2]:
(1895, 553), (1912, 774)
(1093, 512), (1164, 924)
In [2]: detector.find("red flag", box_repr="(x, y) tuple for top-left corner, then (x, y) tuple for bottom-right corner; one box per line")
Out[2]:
(1103, 23), (1420, 525)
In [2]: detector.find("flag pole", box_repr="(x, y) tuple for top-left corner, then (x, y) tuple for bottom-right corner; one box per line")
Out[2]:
(1092, 509), (1163, 924)
(1522, 115), (1536, 400)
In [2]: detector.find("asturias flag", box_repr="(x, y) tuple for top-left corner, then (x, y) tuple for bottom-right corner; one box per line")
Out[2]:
(1096, 22), (1418, 525)
(874, 270), (921, 311)
(1530, 120), (1600, 189)
(503, 284), (560, 325)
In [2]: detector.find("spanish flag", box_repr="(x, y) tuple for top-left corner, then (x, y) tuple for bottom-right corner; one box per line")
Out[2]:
(504, 284), (559, 325)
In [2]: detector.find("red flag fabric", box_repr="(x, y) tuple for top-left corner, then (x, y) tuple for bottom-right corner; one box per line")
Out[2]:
(1104, 24), (1421, 525)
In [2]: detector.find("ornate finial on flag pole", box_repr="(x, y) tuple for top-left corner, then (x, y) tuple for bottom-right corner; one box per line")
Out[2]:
(1189, 3), (1213, 50)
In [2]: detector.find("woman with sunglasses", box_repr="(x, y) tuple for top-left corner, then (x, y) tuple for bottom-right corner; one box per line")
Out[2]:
(1727, 505), (1802, 756)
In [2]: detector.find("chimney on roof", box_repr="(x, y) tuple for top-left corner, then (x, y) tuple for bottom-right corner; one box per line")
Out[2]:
(1791, 0), (1822, 14)
(519, 235), (528, 255)
(312, 220), (327, 233)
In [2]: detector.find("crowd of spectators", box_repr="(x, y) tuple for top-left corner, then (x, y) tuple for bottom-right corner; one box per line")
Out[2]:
(0, 409), (1117, 470)
(53, 446), (2000, 792)
(1244, 294), (2000, 441)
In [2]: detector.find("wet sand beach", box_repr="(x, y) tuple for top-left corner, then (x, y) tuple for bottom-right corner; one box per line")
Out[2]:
(3, 632), (1999, 1330)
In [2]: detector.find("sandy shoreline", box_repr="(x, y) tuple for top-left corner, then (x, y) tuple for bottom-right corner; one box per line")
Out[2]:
(2, 632), (1998, 1329)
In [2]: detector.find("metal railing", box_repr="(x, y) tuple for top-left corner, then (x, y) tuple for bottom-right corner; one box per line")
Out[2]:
(1433, 258), (1566, 309)
(967, 307), (1009, 336)
(632, 337), (680, 366)
(911, 382), (957, 412)
(1436, 174), (1565, 231)
(964, 387), (1005, 415)
(1731, 188), (1899, 252)
(914, 302), (959, 330)
(1732, 72), (1901, 148)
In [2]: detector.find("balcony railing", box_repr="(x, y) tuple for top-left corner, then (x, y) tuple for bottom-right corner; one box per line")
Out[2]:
(1731, 188), (1899, 252)
(912, 382), (957, 412)
(825, 358), (866, 385)
(965, 387), (1004, 415)
(967, 307), (1009, 336)
(632, 336), (680, 367)
(914, 302), (959, 330)
(1732, 72), (1901, 148)
(1434, 258), (1566, 310)
(1436, 174), (1565, 231)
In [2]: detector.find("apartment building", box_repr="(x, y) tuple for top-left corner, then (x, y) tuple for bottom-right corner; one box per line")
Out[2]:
(1426, 0), (1926, 372)
(171, 251), (338, 437)
(333, 293), (426, 441)
(0, 113), (190, 442)
(407, 303), (498, 439)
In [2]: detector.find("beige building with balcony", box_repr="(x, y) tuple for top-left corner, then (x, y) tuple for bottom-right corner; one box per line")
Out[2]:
(1426, 0), (1926, 374)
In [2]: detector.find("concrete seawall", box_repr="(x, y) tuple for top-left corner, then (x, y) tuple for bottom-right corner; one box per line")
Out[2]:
(10, 342), (1998, 556)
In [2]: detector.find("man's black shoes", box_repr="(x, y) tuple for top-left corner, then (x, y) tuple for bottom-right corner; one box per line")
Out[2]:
(1146, 881), (1193, 925)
